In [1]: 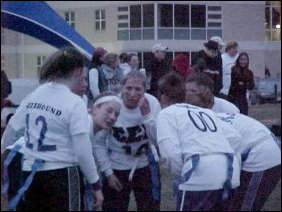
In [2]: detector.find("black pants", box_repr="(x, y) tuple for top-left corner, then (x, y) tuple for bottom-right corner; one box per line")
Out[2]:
(7, 151), (25, 211)
(102, 165), (161, 211)
(22, 166), (85, 211)
(222, 165), (281, 211)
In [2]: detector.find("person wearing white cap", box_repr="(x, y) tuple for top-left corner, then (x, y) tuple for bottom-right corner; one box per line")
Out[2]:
(145, 43), (170, 99)
(210, 36), (225, 53)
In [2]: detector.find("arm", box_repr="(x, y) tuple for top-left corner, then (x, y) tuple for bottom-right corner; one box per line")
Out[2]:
(157, 112), (183, 176)
(89, 68), (100, 97)
(140, 96), (161, 146)
(92, 131), (123, 191)
(244, 70), (254, 90)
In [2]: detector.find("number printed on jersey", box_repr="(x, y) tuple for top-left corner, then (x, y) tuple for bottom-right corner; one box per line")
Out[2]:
(187, 110), (217, 132)
(25, 113), (56, 152)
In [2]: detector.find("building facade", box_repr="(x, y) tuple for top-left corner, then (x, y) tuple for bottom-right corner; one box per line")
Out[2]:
(1, 1), (281, 79)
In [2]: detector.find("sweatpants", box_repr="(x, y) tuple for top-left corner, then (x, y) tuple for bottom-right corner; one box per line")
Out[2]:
(176, 189), (225, 211)
(102, 165), (161, 211)
(7, 151), (26, 211)
(224, 165), (281, 211)
(22, 166), (85, 211)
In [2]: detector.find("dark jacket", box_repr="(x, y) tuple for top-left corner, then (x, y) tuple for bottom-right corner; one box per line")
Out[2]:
(228, 66), (254, 115)
(196, 50), (223, 96)
(145, 57), (171, 98)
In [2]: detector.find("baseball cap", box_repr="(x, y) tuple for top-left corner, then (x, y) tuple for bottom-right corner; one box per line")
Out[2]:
(152, 44), (168, 53)
(210, 36), (225, 46)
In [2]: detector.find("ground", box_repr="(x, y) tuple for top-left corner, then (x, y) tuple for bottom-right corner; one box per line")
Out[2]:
(1, 103), (281, 211)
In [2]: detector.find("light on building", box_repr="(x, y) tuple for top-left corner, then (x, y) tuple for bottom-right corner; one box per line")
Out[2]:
(276, 24), (281, 29)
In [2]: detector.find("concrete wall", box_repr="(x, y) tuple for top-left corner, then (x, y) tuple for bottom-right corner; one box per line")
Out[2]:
(223, 3), (265, 41)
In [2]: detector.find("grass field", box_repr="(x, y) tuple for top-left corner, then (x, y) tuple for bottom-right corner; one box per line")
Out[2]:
(1, 104), (281, 211)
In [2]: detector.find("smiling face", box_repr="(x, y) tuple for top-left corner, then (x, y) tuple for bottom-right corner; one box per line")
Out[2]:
(238, 54), (248, 68)
(122, 77), (145, 109)
(92, 101), (121, 129)
(129, 55), (140, 70)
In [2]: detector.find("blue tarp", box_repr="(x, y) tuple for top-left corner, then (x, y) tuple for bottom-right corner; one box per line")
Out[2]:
(1, 1), (94, 59)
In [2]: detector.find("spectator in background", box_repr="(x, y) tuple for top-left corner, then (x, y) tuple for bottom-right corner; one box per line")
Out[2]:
(128, 53), (140, 71)
(195, 40), (223, 97)
(265, 65), (271, 78)
(119, 52), (132, 76)
(228, 52), (254, 115)
(99, 53), (123, 94)
(1, 70), (13, 111)
(172, 54), (193, 81)
(210, 36), (225, 54)
(88, 47), (108, 105)
(145, 43), (170, 99)
(220, 41), (239, 99)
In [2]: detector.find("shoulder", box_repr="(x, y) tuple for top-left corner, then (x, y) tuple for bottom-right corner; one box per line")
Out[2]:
(144, 93), (160, 106)
(213, 97), (240, 113)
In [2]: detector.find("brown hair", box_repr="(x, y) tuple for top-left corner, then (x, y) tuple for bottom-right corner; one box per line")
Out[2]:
(185, 85), (214, 109)
(158, 73), (185, 104)
(185, 72), (214, 93)
(225, 41), (238, 52)
(121, 70), (147, 89)
(104, 53), (119, 67)
(39, 47), (84, 83)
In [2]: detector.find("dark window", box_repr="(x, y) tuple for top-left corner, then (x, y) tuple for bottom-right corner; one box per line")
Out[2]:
(191, 5), (206, 28)
(143, 4), (154, 27)
(175, 5), (189, 27)
(158, 4), (173, 27)
(208, 22), (221, 27)
(118, 23), (128, 28)
(208, 14), (221, 19)
(130, 5), (141, 28)
(118, 15), (128, 20)
(118, 7), (128, 12)
(207, 6), (221, 11)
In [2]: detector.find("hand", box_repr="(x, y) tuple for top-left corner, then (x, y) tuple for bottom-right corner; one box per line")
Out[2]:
(239, 81), (244, 86)
(139, 96), (150, 116)
(93, 189), (104, 207)
(107, 174), (123, 191)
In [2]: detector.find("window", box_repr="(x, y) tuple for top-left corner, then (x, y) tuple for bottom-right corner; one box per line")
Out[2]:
(158, 4), (173, 39)
(117, 4), (154, 41)
(265, 1), (281, 41)
(95, 10), (106, 31)
(37, 56), (46, 72)
(65, 11), (75, 28)
(174, 5), (190, 40)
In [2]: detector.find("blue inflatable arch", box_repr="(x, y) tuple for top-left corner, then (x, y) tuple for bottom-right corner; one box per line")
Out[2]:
(1, 1), (94, 59)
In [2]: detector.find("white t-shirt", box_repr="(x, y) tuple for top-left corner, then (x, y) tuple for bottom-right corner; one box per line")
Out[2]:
(9, 82), (90, 171)
(157, 104), (241, 191)
(220, 53), (239, 95)
(212, 97), (240, 114)
(93, 93), (161, 176)
(217, 113), (281, 172)
(88, 68), (100, 97)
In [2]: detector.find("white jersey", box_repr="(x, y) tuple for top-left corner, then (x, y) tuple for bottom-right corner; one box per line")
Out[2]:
(220, 53), (239, 95)
(217, 113), (281, 172)
(9, 82), (89, 171)
(6, 136), (26, 154)
(92, 93), (161, 177)
(212, 97), (240, 114)
(157, 104), (241, 191)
